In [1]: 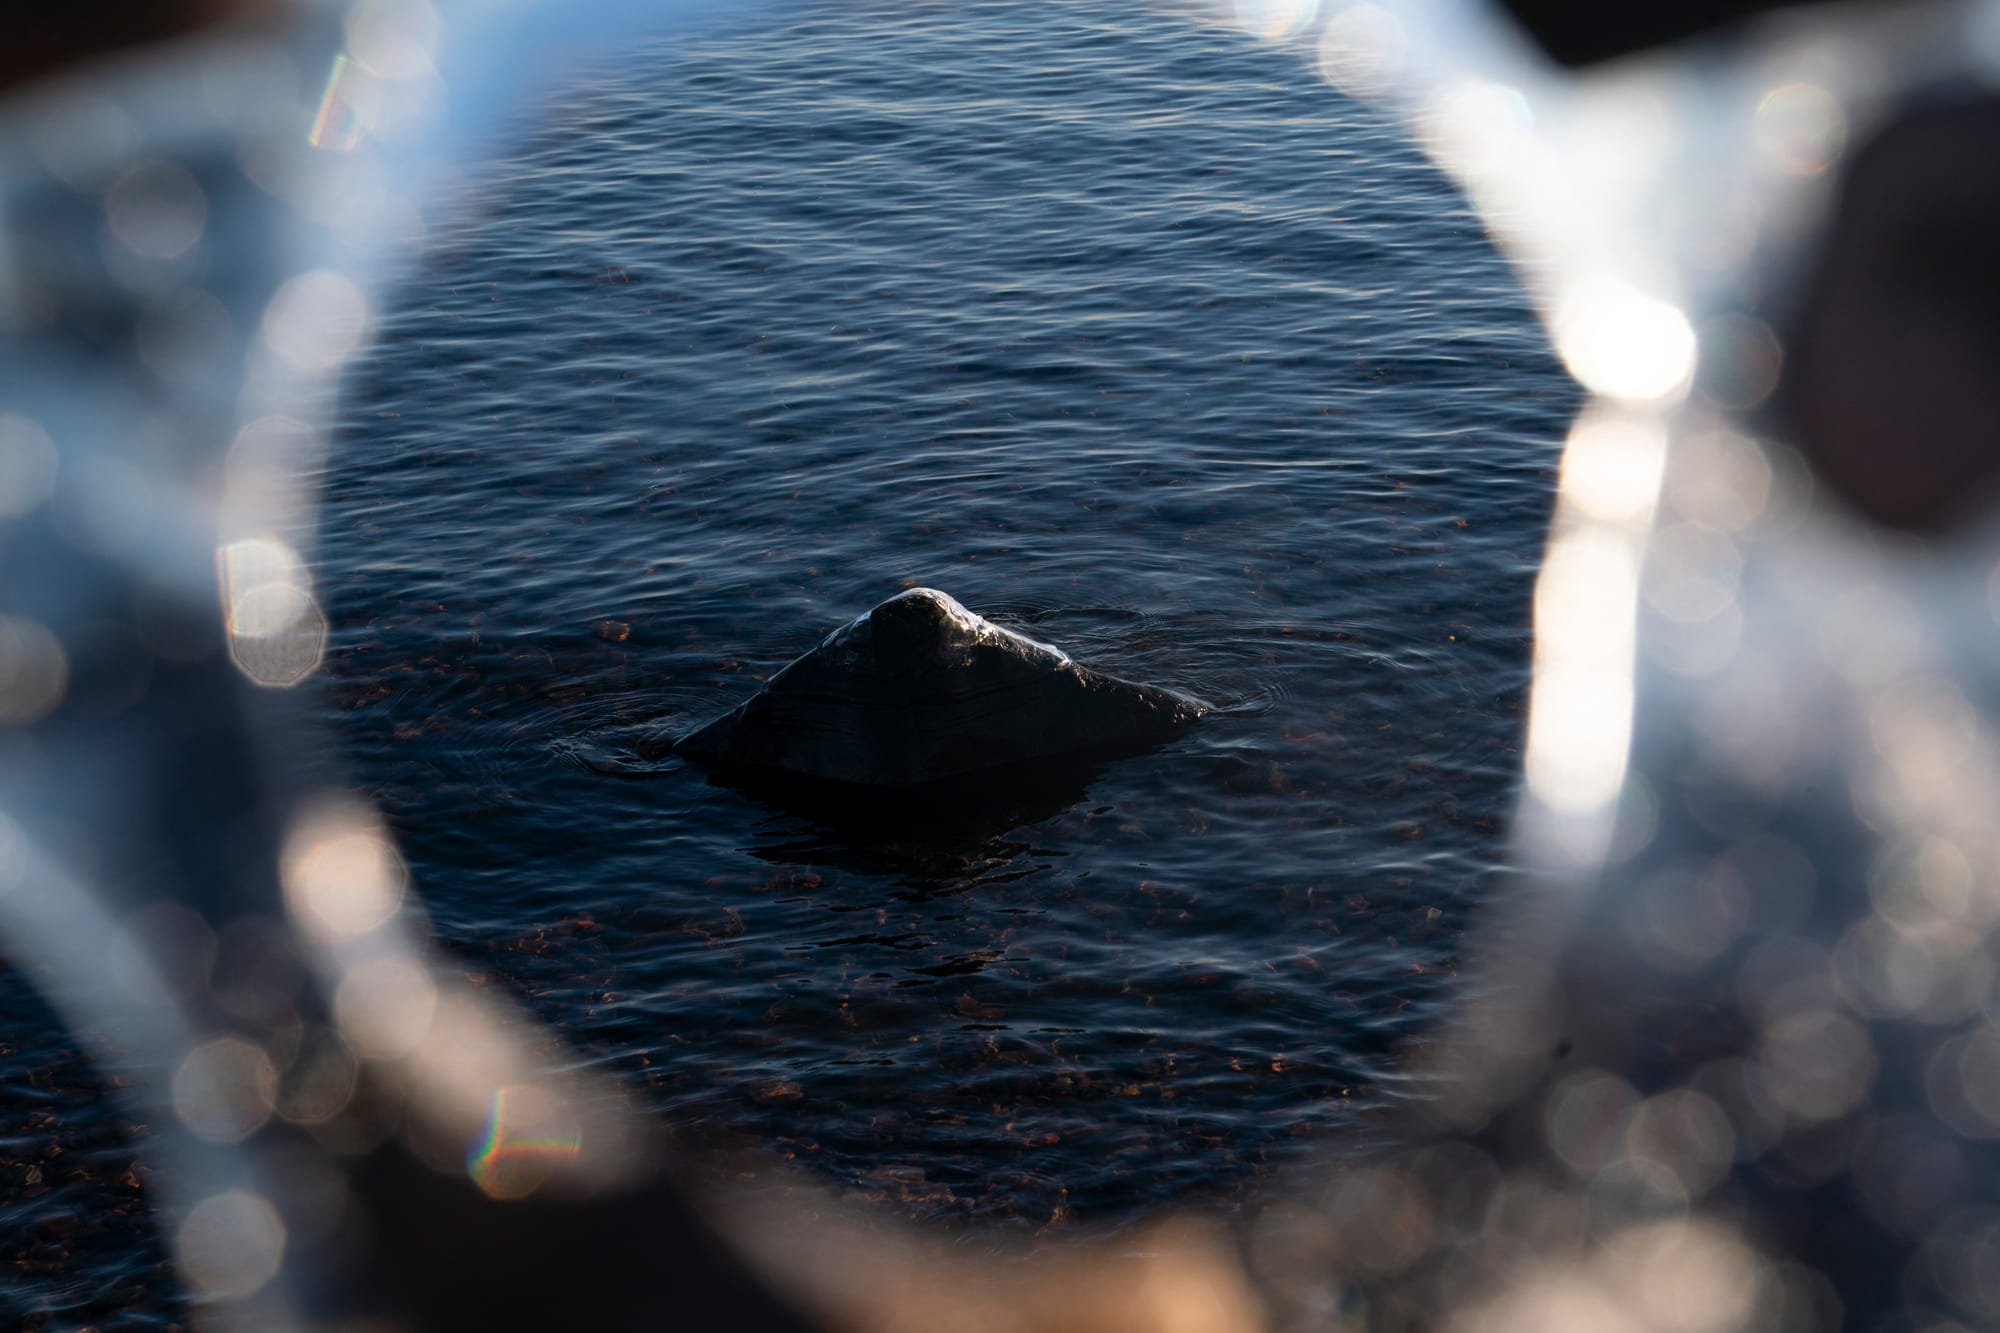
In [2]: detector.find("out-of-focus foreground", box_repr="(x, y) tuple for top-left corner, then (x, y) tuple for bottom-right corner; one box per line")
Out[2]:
(5, 0), (2000, 1329)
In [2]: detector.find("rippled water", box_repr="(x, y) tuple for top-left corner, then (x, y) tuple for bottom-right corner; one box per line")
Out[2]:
(2, 0), (1574, 1322)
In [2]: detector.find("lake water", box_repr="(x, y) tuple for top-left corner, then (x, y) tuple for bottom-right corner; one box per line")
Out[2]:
(0, 0), (1575, 1322)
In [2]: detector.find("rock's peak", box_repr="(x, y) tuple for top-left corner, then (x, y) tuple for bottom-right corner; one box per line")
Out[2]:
(866, 587), (980, 657)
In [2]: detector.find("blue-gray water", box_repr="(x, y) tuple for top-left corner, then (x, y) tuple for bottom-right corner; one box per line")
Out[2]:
(1, 1), (1574, 1322)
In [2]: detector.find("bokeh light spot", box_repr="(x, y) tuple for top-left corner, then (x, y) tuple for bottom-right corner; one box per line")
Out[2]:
(335, 954), (438, 1059)
(136, 287), (238, 390)
(1646, 522), (1741, 626)
(1755, 1007), (1877, 1124)
(1316, 4), (1407, 101)
(172, 1036), (280, 1144)
(26, 91), (138, 189)
(1594, 1219), (1761, 1333)
(1527, 528), (1640, 815)
(1755, 82), (1846, 176)
(175, 1190), (287, 1299)
(0, 615), (70, 723)
(282, 806), (409, 942)
(0, 412), (60, 518)
(1543, 1069), (1637, 1180)
(348, 0), (445, 81)
(262, 268), (371, 373)
(1623, 1090), (1737, 1202)
(220, 537), (328, 687)
(1555, 281), (1696, 402)
(1453, 1270), (1644, 1333)
(1665, 430), (1772, 533)
(1419, 80), (1535, 182)
(1560, 412), (1667, 524)
(277, 1027), (361, 1127)
(466, 1084), (584, 1200)
(1696, 313), (1784, 410)
(1232, 0), (1319, 43)
(105, 161), (208, 260)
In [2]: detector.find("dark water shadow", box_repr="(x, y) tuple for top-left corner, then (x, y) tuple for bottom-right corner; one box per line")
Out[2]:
(696, 751), (1113, 875)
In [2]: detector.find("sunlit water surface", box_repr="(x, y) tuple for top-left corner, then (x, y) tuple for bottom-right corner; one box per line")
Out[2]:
(0, 1), (1575, 1322)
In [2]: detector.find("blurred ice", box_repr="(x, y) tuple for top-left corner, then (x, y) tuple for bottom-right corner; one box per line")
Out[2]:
(6, 0), (2000, 1328)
